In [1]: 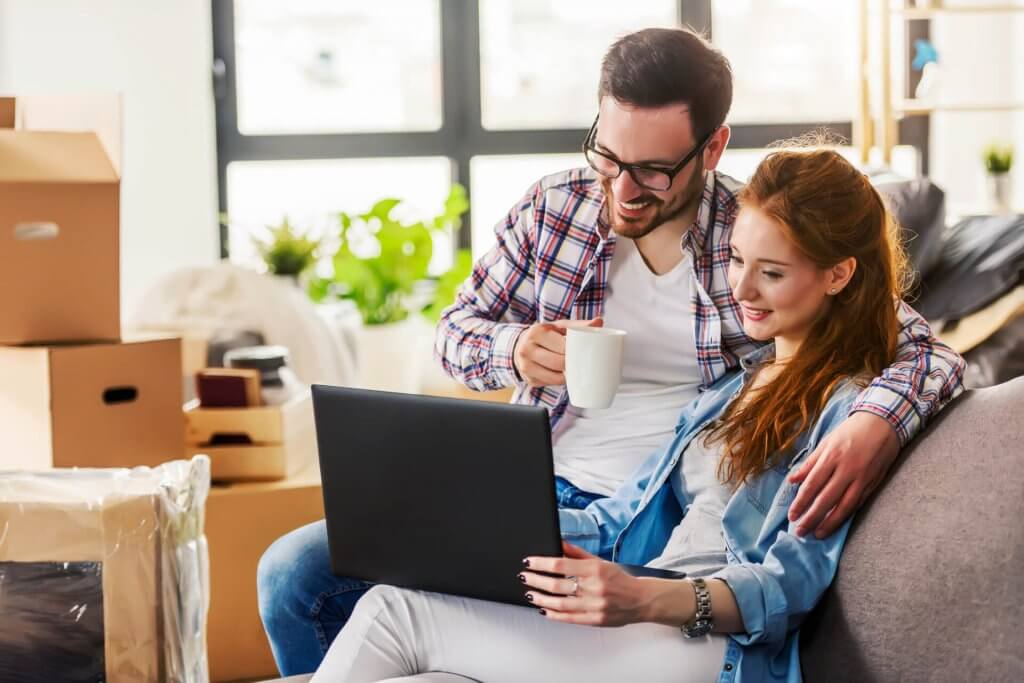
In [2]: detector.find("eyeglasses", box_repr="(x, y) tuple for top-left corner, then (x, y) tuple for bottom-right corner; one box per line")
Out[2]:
(582, 115), (715, 192)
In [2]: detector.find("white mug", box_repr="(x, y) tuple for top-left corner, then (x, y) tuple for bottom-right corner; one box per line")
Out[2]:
(564, 327), (627, 409)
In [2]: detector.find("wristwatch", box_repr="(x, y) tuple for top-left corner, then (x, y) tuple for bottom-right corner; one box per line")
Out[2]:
(681, 578), (713, 638)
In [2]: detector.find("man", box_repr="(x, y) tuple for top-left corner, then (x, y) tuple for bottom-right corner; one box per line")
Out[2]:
(259, 27), (964, 676)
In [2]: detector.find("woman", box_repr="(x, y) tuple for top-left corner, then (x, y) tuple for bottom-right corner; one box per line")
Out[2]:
(311, 146), (911, 683)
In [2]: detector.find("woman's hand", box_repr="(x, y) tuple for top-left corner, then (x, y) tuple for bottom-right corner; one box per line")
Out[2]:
(520, 542), (670, 627)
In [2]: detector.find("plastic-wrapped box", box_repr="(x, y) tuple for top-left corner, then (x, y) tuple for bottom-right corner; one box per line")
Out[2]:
(0, 456), (211, 682)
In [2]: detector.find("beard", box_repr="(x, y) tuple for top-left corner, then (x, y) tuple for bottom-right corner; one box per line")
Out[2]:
(601, 163), (706, 239)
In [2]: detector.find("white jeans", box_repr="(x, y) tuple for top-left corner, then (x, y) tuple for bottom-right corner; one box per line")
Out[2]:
(311, 585), (727, 683)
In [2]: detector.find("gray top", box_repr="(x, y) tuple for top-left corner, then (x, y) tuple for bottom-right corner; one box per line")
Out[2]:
(646, 427), (733, 577)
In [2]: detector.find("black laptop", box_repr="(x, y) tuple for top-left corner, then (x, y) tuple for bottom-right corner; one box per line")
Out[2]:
(312, 385), (683, 607)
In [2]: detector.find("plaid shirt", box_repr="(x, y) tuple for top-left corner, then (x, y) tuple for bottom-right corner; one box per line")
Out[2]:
(435, 168), (965, 446)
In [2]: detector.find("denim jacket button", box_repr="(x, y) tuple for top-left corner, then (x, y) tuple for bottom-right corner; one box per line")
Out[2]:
(724, 663), (734, 672)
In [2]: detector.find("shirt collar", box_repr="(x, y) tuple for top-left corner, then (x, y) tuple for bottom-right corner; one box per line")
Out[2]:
(740, 343), (776, 377)
(681, 171), (718, 259)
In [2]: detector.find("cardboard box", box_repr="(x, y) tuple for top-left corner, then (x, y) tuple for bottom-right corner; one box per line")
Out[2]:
(0, 337), (185, 470)
(185, 390), (316, 482)
(0, 95), (121, 344)
(205, 465), (324, 682)
(0, 458), (209, 683)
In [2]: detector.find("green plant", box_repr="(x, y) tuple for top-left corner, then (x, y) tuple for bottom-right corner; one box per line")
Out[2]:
(983, 143), (1013, 175)
(422, 248), (473, 323)
(252, 217), (321, 277)
(311, 184), (469, 325)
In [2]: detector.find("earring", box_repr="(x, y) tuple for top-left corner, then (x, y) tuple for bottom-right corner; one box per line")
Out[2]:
(829, 288), (838, 295)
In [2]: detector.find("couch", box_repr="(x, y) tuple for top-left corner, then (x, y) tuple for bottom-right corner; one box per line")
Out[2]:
(262, 377), (1024, 682)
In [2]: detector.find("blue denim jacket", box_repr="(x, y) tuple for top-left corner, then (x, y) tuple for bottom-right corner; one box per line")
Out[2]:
(560, 345), (862, 683)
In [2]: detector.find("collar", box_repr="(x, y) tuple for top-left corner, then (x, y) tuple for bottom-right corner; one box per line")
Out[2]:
(740, 343), (776, 377)
(681, 171), (718, 259)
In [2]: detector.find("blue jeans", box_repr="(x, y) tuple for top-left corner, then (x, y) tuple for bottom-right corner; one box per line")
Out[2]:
(256, 475), (604, 676)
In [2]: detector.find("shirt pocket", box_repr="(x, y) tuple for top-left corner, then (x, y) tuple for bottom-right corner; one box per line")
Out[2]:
(742, 467), (786, 516)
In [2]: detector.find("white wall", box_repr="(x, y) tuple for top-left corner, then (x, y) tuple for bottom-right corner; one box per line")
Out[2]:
(0, 0), (220, 318)
(928, 13), (1022, 214)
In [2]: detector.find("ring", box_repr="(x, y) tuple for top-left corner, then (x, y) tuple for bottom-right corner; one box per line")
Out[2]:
(568, 575), (580, 597)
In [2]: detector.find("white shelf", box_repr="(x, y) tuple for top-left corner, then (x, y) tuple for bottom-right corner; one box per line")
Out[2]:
(897, 100), (1024, 114)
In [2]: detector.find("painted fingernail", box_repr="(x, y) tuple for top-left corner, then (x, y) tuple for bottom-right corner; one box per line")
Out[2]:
(538, 608), (547, 616)
(525, 593), (534, 602)
(517, 573), (526, 583)
(522, 558), (531, 567)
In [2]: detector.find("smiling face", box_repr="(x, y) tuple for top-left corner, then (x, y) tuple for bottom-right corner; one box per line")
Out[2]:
(728, 205), (837, 351)
(594, 97), (709, 239)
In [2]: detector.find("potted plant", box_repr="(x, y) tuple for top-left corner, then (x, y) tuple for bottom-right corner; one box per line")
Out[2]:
(310, 185), (469, 391)
(251, 216), (321, 284)
(983, 143), (1013, 213)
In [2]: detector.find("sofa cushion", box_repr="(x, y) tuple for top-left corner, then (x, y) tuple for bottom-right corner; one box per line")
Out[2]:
(801, 377), (1024, 681)
(875, 176), (947, 280)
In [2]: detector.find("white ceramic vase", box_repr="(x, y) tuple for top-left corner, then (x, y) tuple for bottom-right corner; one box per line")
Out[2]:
(354, 317), (425, 393)
(987, 172), (1012, 213)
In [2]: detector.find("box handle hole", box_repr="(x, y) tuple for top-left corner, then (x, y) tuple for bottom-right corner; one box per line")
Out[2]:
(14, 222), (60, 241)
(208, 432), (255, 446)
(103, 387), (138, 404)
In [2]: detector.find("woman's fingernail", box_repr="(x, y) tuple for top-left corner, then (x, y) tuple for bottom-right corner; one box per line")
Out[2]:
(796, 526), (807, 537)
(538, 608), (547, 616)
(517, 573), (526, 583)
(525, 593), (534, 602)
(522, 558), (531, 568)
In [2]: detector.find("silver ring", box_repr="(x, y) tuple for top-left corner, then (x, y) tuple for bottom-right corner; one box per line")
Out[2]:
(568, 575), (580, 597)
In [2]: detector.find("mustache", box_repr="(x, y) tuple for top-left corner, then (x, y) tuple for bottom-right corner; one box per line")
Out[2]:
(601, 182), (661, 206)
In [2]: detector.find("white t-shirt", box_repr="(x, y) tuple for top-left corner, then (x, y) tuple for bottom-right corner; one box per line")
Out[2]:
(552, 237), (702, 496)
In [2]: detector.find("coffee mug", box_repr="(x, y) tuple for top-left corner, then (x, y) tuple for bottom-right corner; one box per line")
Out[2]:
(564, 327), (627, 409)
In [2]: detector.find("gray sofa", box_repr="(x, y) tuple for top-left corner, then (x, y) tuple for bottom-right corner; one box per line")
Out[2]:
(264, 377), (1024, 682)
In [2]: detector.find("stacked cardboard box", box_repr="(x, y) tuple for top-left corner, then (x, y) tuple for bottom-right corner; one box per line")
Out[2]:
(0, 95), (184, 470)
(0, 96), (190, 682)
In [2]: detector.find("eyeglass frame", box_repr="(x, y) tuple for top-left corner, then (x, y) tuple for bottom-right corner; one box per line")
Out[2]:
(582, 114), (717, 191)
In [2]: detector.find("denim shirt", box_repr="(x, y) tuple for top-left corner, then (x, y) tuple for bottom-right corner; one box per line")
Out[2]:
(560, 344), (863, 683)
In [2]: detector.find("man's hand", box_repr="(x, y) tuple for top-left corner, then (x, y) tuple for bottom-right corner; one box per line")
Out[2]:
(787, 411), (900, 539)
(512, 318), (603, 387)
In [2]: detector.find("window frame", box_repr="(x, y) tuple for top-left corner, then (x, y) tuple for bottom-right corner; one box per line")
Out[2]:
(212, 0), (924, 258)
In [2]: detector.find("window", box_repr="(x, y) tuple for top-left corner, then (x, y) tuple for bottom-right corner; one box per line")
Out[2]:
(226, 157), (453, 273)
(479, 0), (678, 129)
(233, 1), (442, 134)
(213, 1), (927, 262)
(469, 153), (583, 258)
(712, 0), (858, 124)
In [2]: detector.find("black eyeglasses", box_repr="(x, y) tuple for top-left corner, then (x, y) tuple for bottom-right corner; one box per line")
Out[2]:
(582, 115), (715, 192)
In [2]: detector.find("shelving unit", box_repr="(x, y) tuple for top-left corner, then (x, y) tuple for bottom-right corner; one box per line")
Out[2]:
(858, 0), (1024, 164)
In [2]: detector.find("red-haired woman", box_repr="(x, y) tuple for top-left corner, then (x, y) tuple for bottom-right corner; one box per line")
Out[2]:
(312, 148), (959, 683)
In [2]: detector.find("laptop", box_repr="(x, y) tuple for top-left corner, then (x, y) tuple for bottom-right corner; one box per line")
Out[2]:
(312, 385), (683, 607)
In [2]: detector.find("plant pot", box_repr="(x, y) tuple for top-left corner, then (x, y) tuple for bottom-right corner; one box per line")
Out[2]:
(354, 317), (427, 393)
(986, 172), (1012, 213)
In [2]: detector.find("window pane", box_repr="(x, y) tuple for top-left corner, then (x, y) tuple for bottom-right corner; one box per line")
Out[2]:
(226, 157), (455, 275)
(234, 0), (442, 134)
(479, 0), (678, 130)
(717, 146), (920, 183)
(713, 0), (858, 124)
(470, 153), (584, 258)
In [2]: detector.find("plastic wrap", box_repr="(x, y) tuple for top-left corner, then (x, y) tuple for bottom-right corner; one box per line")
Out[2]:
(0, 456), (211, 683)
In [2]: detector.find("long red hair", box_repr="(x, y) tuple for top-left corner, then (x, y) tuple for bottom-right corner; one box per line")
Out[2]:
(710, 146), (910, 486)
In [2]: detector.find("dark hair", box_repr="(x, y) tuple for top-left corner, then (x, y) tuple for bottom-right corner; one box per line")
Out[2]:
(599, 27), (733, 138)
